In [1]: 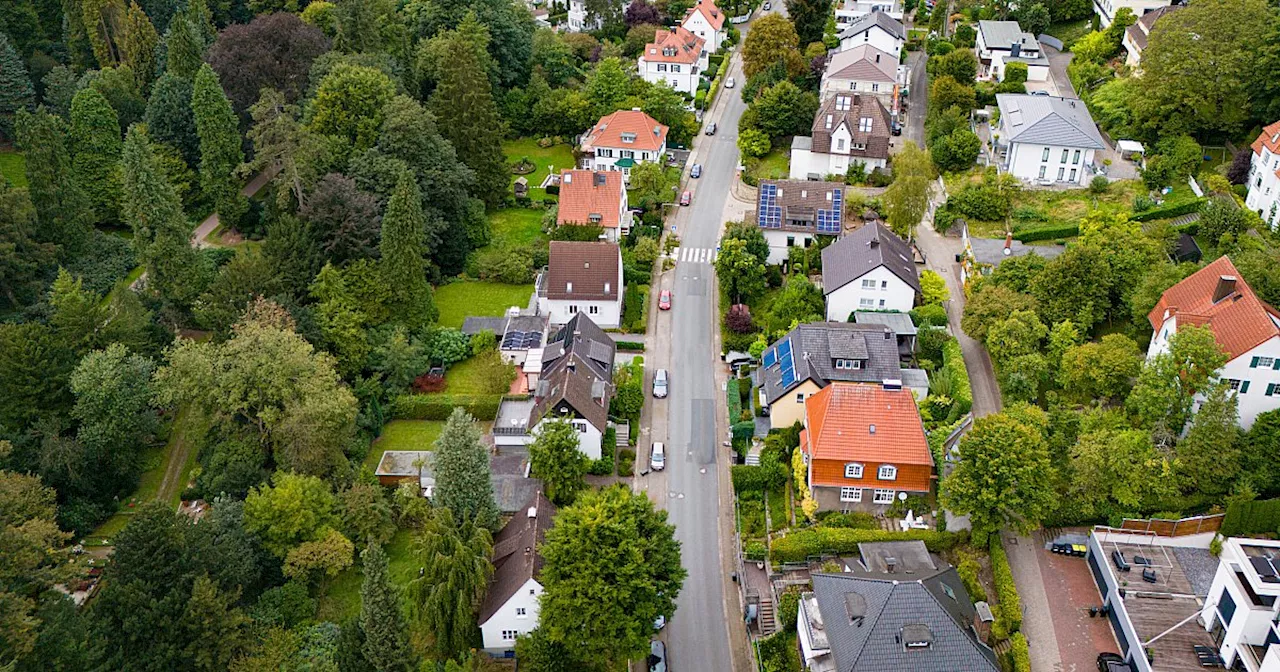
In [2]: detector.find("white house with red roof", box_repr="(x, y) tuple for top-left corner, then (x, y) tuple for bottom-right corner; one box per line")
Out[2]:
(579, 109), (668, 183)
(681, 0), (726, 53)
(1148, 255), (1280, 429)
(555, 169), (628, 241)
(637, 27), (707, 96)
(1246, 121), (1280, 230)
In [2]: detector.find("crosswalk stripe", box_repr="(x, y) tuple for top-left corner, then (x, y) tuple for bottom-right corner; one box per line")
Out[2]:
(673, 247), (718, 264)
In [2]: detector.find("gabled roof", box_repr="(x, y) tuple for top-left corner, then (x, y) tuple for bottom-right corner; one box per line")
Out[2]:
(557, 170), (625, 229)
(683, 0), (725, 31)
(541, 313), (616, 380)
(825, 44), (898, 83)
(479, 491), (557, 625)
(1125, 4), (1181, 51)
(995, 94), (1106, 150)
(808, 573), (999, 672)
(836, 10), (906, 41)
(803, 383), (932, 491)
(758, 322), (903, 404)
(544, 241), (621, 302)
(581, 109), (668, 152)
(528, 357), (612, 431)
(822, 221), (919, 294)
(1252, 121), (1280, 179)
(641, 26), (704, 65)
(1148, 255), (1280, 360)
(809, 94), (892, 158)
(977, 20), (1037, 49)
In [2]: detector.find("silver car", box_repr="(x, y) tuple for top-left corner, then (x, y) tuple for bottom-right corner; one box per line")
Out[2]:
(653, 368), (668, 398)
(650, 442), (666, 471)
(649, 640), (667, 672)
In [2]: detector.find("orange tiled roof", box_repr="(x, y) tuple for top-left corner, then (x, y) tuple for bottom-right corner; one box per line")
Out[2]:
(803, 383), (932, 491)
(642, 26), (705, 65)
(1148, 255), (1280, 361)
(556, 169), (623, 229)
(683, 0), (726, 31)
(1252, 121), (1280, 179)
(581, 109), (669, 152)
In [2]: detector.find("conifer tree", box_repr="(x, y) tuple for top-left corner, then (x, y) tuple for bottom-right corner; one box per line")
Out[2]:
(165, 12), (204, 79)
(379, 169), (437, 327)
(0, 177), (57, 311)
(69, 87), (124, 224)
(0, 32), (35, 142)
(14, 109), (93, 256)
(431, 408), (499, 529)
(118, 1), (160, 90)
(429, 31), (508, 208)
(359, 544), (416, 672)
(192, 64), (247, 225)
(145, 73), (199, 166)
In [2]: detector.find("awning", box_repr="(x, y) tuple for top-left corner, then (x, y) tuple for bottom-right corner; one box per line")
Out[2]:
(1117, 140), (1144, 154)
(614, 158), (636, 168)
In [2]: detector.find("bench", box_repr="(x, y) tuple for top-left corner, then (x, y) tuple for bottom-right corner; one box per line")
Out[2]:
(1112, 550), (1131, 572)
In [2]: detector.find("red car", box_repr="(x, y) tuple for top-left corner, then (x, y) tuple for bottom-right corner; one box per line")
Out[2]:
(659, 290), (672, 310)
(680, 190), (691, 206)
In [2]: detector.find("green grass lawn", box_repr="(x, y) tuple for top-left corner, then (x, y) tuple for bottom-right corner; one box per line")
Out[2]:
(504, 137), (576, 201)
(1046, 19), (1093, 49)
(488, 207), (547, 249)
(316, 529), (420, 623)
(0, 150), (26, 188)
(441, 354), (511, 395)
(363, 420), (446, 472)
(435, 280), (534, 329)
(745, 147), (790, 183)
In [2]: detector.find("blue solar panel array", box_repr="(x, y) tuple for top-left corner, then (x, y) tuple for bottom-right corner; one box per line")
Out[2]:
(758, 183), (782, 229)
(776, 337), (797, 389)
(816, 188), (843, 234)
(762, 348), (777, 368)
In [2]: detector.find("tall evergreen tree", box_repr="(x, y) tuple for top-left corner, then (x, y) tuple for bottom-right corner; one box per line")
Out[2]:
(429, 31), (508, 208)
(379, 169), (437, 327)
(144, 72), (199, 167)
(0, 32), (34, 142)
(192, 64), (248, 225)
(118, 1), (160, 90)
(431, 408), (498, 530)
(69, 87), (124, 224)
(0, 177), (56, 311)
(359, 544), (416, 672)
(14, 109), (93, 257)
(121, 124), (207, 305)
(164, 12), (204, 79)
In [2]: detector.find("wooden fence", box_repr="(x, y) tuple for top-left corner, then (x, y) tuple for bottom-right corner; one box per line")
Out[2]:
(1119, 513), (1224, 537)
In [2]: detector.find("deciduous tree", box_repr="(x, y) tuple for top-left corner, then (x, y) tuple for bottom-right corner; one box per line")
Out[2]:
(715, 237), (767, 304)
(882, 141), (934, 239)
(743, 14), (804, 79)
(1127, 324), (1228, 442)
(1071, 425), (1175, 515)
(0, 179), (56, 311)
(530, 417), (590, 505)
(1175, 384), (1241, 494)
(1058, 333), (1142, 403)
(244, 472), (340, 558)
(206, 12), (331, 116)
(310, 63), (396, 151)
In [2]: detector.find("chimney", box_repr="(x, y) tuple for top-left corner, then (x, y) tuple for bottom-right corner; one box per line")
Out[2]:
(564, 172), (573, 184)
(1003, 232), (1013, 255)
(527, 506), (538, 519)
(875, 53), (881, 63)
(886, 557), (897, 573)
(1213, 275), (1238, 303)
(525, 546), (533, 555)
(869, 424), (877, 435)
(868, 238), (880, 249)
(632, 107), (642, 112)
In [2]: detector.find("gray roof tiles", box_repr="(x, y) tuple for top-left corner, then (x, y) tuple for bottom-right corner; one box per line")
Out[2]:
(822, 221), (920, 293)
(996, 94), (1106, 150)
(809, 94), (893, 158)
(760, 322), (903, 404)
(825, 45), (898, 83)
(978, 20), (1038, 49)
(837, 10), (906, 41)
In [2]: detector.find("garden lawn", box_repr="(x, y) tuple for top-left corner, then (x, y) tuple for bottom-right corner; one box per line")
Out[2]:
(0, 150), (26, 188)
(745, 147), (789, 183)
(441, 355), (508, 395)
(488, 207), (547, 249)
(316, 529), (419, 623)
(503, 138), (575, 201)
(1045, 19), (1092, 49)
(435, 280), (534, 328)
(363, 420), (446, 471)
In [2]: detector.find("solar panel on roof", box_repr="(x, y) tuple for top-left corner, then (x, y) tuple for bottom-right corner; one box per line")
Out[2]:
(776, 337), (792, 360)
(758, 184), (782, 229)
(780, 368), (796, 388)
(816, 189), (843, 234)
(762, 349), (777, 368)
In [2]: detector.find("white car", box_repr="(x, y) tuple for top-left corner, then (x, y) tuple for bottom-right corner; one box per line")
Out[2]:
(725, 77), (736, 89)
(653, 368), (668, 398)
(650, 442), (666, 471)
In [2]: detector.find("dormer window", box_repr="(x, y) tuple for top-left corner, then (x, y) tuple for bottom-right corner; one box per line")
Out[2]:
(834, 359), (862, 370)
(836, 95), (851, 111)
(589, 213), (602, 223)
(878, 465), (897, 480)
(621, 132), (636, 143)
(859, 117), (873, 132)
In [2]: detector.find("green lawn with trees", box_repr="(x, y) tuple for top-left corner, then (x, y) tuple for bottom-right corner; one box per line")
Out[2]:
(502, 138), (576, 201)
(487, 206), (547, 249)
(434, 281), (536, 328)
(362, 420), (447, 471)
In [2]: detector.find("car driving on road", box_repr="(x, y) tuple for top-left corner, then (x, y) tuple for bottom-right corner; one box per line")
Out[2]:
(650, 442), (665, 471)
(653, 368), (668, 398)
(680, 191), (691, 206)
(724, 77), (735, 88)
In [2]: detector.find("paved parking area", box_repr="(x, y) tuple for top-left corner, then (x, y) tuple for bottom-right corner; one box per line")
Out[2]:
(1036, 535), (1121, 672)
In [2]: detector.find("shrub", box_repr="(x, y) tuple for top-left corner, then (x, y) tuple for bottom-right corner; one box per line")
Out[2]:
(588, 446), (615, 476)
(910, 304), (948, 327)
(778, 589), (801, 630)
(949, 182), (1015, 220)
(731, 421), (756, 441)
(390, 394), (503, 420)
(731, 464), (788, 492)
(816, 511), (878, 529)
(544, 184), (560, 195)
(615, 340), (645, 351)
(618, 448), (636, 476)
(1222, 498), (1280, 536)
(1089, 175), (1109, 194)
(990, 535), (1022, 634)
(1013, 224), (1079, 242)
(757, 631), (800, 672)
(942, 339), (972, 420)
(770, 528), (958, 563)
(727, 303), (755, 333)
(866, 168), (893, 187)
(956, 549), (987, 602)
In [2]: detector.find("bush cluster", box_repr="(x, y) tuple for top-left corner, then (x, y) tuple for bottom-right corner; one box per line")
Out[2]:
(390, 394), (502, 420)
(1222, 498), (1280, 536)
(731, 464), (788, 492)
(770, 528), (958, 563)
(989, 536), (1022, 635)
(618, 448), (636, 476)
(948, 182), (1015, 221)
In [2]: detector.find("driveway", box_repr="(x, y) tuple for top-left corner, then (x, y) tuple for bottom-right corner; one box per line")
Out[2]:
(1043, 45), (1077, 98)
(900, 50), (928, 151)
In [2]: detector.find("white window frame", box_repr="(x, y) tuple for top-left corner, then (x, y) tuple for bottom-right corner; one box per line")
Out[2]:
(1041, 147), (1050, 161)
(859, 117), (873, 132)
(588, 305), (599, 314)
(859, 297), (876, 308)
(516, 607), (528, 618)
(1254, 356), (1275, 368)
(878, 465), (897, 481)
(873, 489), (895, 504)
(861, 278), (877, 289)
(568, 305), (578, 314)
(840, 487), (862, 502)
(845, 463), (864, 478)
(502, 630), (519, 641)
(796, 392), (805, 403)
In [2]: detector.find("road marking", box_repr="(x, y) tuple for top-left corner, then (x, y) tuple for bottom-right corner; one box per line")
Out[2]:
(673, 247), (718, 264)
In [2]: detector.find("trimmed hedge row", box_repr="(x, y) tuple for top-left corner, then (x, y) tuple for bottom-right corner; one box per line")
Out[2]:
(1008, 632), (1031, 672)
(727, 378), (743, 422)
(731, 464), (788, 492)
(731, 421), (756, 440)
(989, 536), (1022, 635)
(1131, 197), (1206, 222)
(1222, 498), (1280, 536)
(390, 394), (503, 420)
(1013, 224), (1078, 242)
(942, 339), (972, 420)
(770, 528), (958, 563)
(616, 340), (645, 351)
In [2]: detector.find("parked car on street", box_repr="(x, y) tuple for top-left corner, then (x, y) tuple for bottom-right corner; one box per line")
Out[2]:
(650, 442), (665, 471)
(680, 190), (691, 206)
(691, 163), (702, 178)
(649, 640), (667, 672)
(725, 77), (735, 88)
(705, 123), (717, 136)
(659, 289), (672, 310)
(653, 368), (668, 398)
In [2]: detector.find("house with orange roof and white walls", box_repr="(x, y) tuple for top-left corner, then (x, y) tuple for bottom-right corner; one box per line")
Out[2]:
(637, 27), (707, 96)
(798, 381), (934, 512)
(555, 169), (629, 241)
(578, 109), (668, 183)
(1147, 255), (1280, 429)
(680, 0), (726, 53)
(1246, 121), (1280, 230)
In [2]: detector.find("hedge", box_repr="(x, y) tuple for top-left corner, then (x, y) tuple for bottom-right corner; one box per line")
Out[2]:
(731, 421), (756, 441)
(1222, 498), (1280, 536)
(1008, 632), (1031, 672)
(942, 339), (972, 420)
(731, 464), (788, 492)
(989, 536), (1022, 635)
(727, 378), (743, 421)
(1130, 197), (1206, 222)
(1013, 224), (1078, 242)
(616, 340), (645, 352)
(770, 528), (958, 563)
(390, 394), (503, 420)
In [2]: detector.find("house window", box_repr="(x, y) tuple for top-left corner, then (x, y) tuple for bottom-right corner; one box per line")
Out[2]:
(871, 83), (880, 92)
(1042, 147), (1050, 161)
(516, 607), (528, 618)
(621, 150), (634, 159)
(840, 487), (862, 502)
(1057, 167), (1065, 181)
(588, 305), (598, 314)
(1069, 169), (1077, 182)
(845, 463), (864, 478)
(502, 630), (519, 641)
(1251, 356), (1276, 368)
(1227, 379), (1242, 391)
(859, 117), (873, 132)
(1267, 383), (1279, 397)
(796, 392), (805, 403)
(878, 465), (897, 480)
(837, 138), (846, 151)
(1038, 166), (1046, 179)
(862, 278), (877, 289)
(672, 64), (681, 72)
(878, 299), (886, 307)
(568, 305), (578, 313)
(1072, 150), (1081, 165)
(573, 422), (587, 433)
(787, 235), (796, 247)
(850, 82), (858, 90)
(873, 489), (896, 504)
(1217, 589), (1237, 628)
(530, 589), (536, 595)
(860, 298), (876, 308)
(1241, 380), (1251, 394)
(1060, 149), (1069, 163)
(657, 63), (667, 72)
(881, 280), (888, 289)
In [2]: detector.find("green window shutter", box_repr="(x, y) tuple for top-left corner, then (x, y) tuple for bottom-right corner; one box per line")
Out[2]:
(1268, 383), (1277, 397)
(1272, 359), (1280, 370)
(1251, 356), (1260, 368)
(1241, 381), (1250, 394)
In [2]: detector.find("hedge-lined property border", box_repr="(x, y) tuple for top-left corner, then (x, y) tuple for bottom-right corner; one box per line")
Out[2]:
(390, 394), (515, 421)
(770, 528), (958, 563)
(989, 536), (1022, 636)
(1013, 224), (1078, 242)
(942, 339), (972, 420)
(1130, 197), (1206, 222)
(1222, 498), (1280, 536)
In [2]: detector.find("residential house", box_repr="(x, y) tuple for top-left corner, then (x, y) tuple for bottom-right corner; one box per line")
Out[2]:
(681, 0), (726, 53)
(836, 11), (906, 53)
(754, 322), (927, 429)
(975, 21), (1050, 82)
(579, 109), (668, 183)
(799, 566), (999, 671)
(821, 221), (920, 320)
(637, 27), (707, 95)
(1200, 537), (1280, 671)
(834, 0), (904, 30)
(566, 0), (613, 31)
(555, 169), (630, 241)
(799, 382), (933, 511)
(1094, 0), (1174, 28)
(854, 311), (917, 360)
(820, 45), (899, 106)
(1246, 120), (1280, 230)
(959, 228), (1064, 285)
(1147, 255), (1280, 429)
(791, 95), (893, 181)
(1121, 5), (1182, 69)
(994, 94), (1106, 186)
(479, 492), (557, 655)
(461, 309), (549, 367)
(750, 179), (847, 264)
(536, 241), (624, 328)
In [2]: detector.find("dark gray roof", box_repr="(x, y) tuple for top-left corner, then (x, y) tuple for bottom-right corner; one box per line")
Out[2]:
(853, 311), (917, 336)
(822, 222), (920, 293)
(857, 540), (936, 574)
(837, 10), (905, 41)
(479, 491), (557, 625)
(996, 94), (1106, 150)
(542, 313), (615, 379)
(969, 236), (1064, 266)
(461, 316), (508, 336)
(810, 572), (999, 672)
(760, 322), (903, 405)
